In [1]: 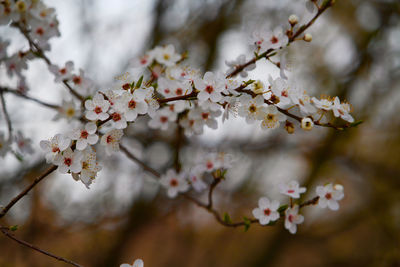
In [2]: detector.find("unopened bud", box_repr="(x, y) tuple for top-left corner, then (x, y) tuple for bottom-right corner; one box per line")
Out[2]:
(288, 14), (299, 26)
(303, 33), (312, 42)
(301, 117), (314, 131)
(285, 121), (295, 134)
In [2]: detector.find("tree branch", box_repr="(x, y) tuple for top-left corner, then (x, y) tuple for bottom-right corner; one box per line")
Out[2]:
(0, 165), (57, 219)
(0, 225), (83, 267)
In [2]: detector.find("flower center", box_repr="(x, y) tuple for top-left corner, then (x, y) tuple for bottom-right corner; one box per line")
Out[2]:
(288, 214), (294, 223)
(36, 27), (44, 36)
(59, 68), (67, 75)
(287, 189), (295, 194)
(264, 209), (271, 216)
(201, 113), (209, 120)
(206, 161), (213, 169)
(112, 113), (121, 122)
(64, 158), (72, 166)
(163, 54), (170, 60)
(170, 178), (178, 187)
(270, 36), (278, 44)
(160, 116), (168, 123)
(175, 88), (183, 95)
(205, 85), (214, 94)
(52, 146), (60, 153)
(249, 105), (257, 113)
(73, 76), (81, 85)
(128, 100), (136, 109)
(325, 193), (332, 200)
(80, 130), (89, 139)
(281, 90), (288, 97)
(106, 135), (113, 144)
(94, 106), (102, 114)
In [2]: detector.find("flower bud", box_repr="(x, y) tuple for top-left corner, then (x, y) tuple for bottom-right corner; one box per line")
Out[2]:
(301, 117), (314, 131)
(303, 33), (312, 42)
(285, 120), (295, 134)
(288, 14), (299, 26)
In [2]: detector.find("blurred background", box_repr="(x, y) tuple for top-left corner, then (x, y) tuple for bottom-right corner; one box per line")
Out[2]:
(1, 0), (400, 266)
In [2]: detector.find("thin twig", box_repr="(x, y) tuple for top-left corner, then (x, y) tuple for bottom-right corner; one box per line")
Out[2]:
(226, 0), (334, 78)
(119, 144), (161, 178)
(0, 87), (59, 110)
(0, 165), (57, 219)
(0, 91), (13, 140)
(0, 226), (83, 267)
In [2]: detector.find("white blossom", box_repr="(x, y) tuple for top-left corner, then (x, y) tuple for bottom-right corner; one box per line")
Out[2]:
(40, 134), (71, 163)
(69, 122), (98, 150)
(284, 205), (304, 234)
(54, 148), (83, 174)
(160, 169), (189, 198)
(238, 95), (266, 123)
(194, 71), (225, 103)
(260, 105), (286, 130)
(100, 129), (123, 155)
(120, 259), (144, 267)
(85, 93), (110, 121)
(153, 44), (181, 66)
(252, 197), (280, 225)
(279, 180), (306, 199)
(316, 183), (344, 211)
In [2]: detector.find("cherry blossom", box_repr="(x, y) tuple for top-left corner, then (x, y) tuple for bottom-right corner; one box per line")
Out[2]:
(14, 131), (34, 154)
(148, 108), (177, 131)
(279, 180), (306, 199)
(252, 197), (280, 225)
(194, 71), (225, 103)
(332, 97), (354, 123)
(316, 183), (344, 211)
(49, 61), (74, 82)
(153, 44), (181, 66)
(260, 105), (286, 130)
(85, 93), (110, 121)
(117, 90), (148, 122)
(301, 117), (314, 131)
(120, 259), (144, 267)
(100, 129), (123, 155)
(54, 147), (83, 174)
(160, 169), (189, 198)
(311, 97), (333, 111)
(40, 134), (70, 163)
(53, 99), (80, 122)
(188, 167), (207, 192)
(225, 54), (255, 78)
(69, 122), (98, 150)
(72, 147), (101, 188)
(284, 205), (304, 234)
(237, 95), (266, 123)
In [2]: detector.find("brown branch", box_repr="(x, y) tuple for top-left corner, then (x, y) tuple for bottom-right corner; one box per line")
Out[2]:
(0, 225), (83, 267)
(0, 90), (13, 140)
(14, 23), (85, 102)
(0, 87), (60, 110)
(119, 144), (161, 178)
(0, 165), (57, 219)
(226, 0), (334, 78)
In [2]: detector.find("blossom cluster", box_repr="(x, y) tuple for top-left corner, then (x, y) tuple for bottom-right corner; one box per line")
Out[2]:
(253, 181), (344, 234)
(0, 0), (349, 237)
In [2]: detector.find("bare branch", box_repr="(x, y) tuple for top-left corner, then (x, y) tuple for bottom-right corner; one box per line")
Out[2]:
(0, 165), (57, 219)
(0, 225), (83, 267)
(0, 91), (13, 140)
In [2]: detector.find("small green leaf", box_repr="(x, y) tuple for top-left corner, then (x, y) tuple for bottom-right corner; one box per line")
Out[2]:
(349, 120), (363, 128)
(277, 204), (288, 213)
(135, 75), (144, 88)
(9, 225), (18, 231)
(14, 153), (24, 162)
(243, 216), (251, 232)
(223, 213), (232, 224)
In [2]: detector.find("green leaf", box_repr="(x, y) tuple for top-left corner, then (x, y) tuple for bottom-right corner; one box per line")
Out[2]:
(243, 216), (251, 232)
(277, 204), (288, 213)
(223, 212), (232, 224)
(9, 225), (18, 231)
(14, 152), (24, 162)
(349, 120), (363, 128)
(135, 75), (144, 89)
